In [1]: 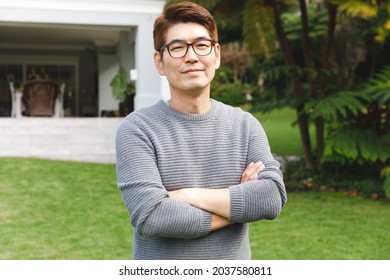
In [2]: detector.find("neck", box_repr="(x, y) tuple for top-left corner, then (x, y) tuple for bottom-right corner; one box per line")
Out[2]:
(169, 91), (211, 114)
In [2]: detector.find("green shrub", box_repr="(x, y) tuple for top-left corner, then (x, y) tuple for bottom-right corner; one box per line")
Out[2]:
(384, 177), (390, 199)
(211, 81), (251, 106)
(284, 158), (385, 197)
(283, 158), (313, 192)
(211, 65), (254, 106)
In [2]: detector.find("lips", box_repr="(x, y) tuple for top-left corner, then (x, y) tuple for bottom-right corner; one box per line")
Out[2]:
(182, 68), (203, 74)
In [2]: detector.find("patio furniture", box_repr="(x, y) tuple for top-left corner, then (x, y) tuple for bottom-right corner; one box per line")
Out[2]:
(23, 79), (59, 117)
(54, 83), (65, 118)
(8, 81), (23, 118)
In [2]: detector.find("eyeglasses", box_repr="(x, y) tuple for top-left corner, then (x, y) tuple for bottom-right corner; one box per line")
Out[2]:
(160, 39), (216, 59)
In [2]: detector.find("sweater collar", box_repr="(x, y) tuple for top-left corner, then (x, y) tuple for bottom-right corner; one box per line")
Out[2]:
(158, 99), (218, 121)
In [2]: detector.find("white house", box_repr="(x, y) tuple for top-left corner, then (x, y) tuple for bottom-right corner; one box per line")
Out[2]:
(0, 0), (169, 163)
(0, 0), (168, 117)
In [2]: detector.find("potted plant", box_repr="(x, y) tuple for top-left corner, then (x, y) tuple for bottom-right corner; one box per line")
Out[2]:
(110, 67), (135, 116)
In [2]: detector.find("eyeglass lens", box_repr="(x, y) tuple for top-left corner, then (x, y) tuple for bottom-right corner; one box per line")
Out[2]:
(168, 40), (213, 58)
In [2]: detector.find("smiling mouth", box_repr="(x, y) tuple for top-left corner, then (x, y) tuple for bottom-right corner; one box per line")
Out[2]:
(182, 69), (203, 74)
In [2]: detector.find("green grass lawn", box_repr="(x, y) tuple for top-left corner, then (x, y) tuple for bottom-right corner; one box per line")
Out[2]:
(0, 158), (131, 259)
(251, 107), (315, 156)
(1, 158), (389, 260)
(250, 192), (390, 259)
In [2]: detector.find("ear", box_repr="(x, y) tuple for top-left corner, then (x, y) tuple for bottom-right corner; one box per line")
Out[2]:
(154, 51), (165, 76)
(214, 43), (221, 70)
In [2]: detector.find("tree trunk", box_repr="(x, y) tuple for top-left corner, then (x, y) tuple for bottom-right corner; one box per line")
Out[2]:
(272, 1), (313, 169)
(315, 2), (338, 170)
(299, 0), (316, 70)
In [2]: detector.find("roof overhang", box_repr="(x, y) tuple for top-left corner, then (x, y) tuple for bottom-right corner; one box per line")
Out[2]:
(0, 0), (165, 50)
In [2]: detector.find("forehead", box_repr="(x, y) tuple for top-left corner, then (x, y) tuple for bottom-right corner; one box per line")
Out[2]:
(165, 22), (210, 43)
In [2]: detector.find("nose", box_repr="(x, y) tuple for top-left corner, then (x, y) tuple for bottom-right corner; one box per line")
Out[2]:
(184, 45), (199, 62)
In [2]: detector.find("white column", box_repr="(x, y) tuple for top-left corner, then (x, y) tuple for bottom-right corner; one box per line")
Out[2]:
(98, 55), (120, 114)
(118, 30), (135, 72)
(134, 16), (163, 110)
(15, 91), (23, 118)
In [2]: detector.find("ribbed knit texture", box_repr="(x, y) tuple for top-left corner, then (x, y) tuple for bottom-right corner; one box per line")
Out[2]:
(116, 99), (287, 260)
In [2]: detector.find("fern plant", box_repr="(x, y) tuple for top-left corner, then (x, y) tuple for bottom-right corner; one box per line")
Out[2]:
(305, 90), (370, 122)
(323, 66), (390, 162)
(322, 66), (390, 197)
(323, 127), (390, 163)
(365, 65), (390, 105)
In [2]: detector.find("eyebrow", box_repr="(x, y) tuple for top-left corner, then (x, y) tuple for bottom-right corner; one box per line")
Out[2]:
(165, 36), (211, 45)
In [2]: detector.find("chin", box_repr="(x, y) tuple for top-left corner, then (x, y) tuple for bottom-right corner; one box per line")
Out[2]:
(185, 80), (210, 90)
(184, 85), (208, 94)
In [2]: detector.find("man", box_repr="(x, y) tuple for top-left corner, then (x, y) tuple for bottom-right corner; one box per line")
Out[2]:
(116, 1), (287, 260)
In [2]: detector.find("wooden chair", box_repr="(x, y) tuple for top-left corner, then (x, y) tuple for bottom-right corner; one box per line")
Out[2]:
(23, 79), (59, 116)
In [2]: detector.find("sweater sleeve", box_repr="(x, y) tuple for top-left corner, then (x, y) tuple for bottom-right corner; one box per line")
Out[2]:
(229, 116), (287, 223)
(116, 117), (212, 239)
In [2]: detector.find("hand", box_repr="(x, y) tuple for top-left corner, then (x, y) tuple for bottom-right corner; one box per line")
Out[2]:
(240, 161), (264, 183)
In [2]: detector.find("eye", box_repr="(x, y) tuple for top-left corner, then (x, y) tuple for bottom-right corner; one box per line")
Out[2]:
(169, 43), (186, 52)
(195, 41), (211, 49)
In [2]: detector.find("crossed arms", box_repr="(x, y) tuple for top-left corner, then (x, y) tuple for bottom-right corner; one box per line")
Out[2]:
(169, 161), (264, 231)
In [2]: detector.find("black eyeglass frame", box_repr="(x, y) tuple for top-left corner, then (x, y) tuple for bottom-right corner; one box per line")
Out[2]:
(159, 39), (217, 59)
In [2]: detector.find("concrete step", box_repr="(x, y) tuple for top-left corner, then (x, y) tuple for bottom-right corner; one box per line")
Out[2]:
(0, 117), (123, 164)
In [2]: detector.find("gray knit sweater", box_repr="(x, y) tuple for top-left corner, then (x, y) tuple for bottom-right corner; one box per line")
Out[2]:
(116, 99), (287, 260)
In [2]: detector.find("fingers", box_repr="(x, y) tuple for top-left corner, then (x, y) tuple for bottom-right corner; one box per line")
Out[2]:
(240, 161), (264, 183)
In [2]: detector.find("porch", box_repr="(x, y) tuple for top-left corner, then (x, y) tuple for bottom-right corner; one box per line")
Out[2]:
(0, 0), (167, 117)
(0, 117), (123, 164)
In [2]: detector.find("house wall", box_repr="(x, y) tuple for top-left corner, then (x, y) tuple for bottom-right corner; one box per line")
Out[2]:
(0, 117), (122, 163)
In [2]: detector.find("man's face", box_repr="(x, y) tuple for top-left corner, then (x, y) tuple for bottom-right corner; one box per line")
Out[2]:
(154, 22), (221, 96)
